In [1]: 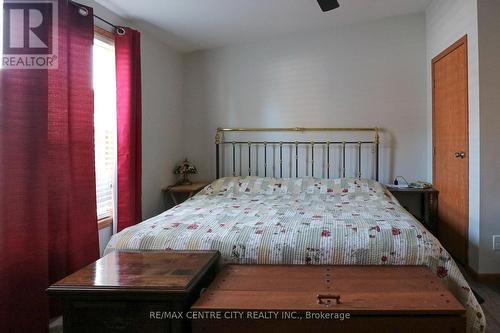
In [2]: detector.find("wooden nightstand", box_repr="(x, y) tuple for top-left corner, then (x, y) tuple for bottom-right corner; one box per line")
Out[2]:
(163, 182), (211, 205)
(387, 187), (439, 235)
(48, 251), (220, 333)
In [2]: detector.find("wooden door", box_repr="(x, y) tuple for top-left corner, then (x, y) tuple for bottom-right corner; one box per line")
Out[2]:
(432, 36), (469, 264)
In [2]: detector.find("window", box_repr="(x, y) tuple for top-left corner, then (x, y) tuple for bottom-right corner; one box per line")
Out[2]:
(93, 28), (116, 223)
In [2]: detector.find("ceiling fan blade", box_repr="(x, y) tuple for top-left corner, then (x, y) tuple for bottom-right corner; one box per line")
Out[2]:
(317, 0), (340, 12)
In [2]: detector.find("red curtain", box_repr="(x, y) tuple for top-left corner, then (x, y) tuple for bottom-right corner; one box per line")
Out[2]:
(0, 2), (99, 332)
(115, 28), (142, 232)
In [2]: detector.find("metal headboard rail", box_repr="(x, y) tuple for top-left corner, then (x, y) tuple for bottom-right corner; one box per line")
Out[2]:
(215, 127), (380, 181)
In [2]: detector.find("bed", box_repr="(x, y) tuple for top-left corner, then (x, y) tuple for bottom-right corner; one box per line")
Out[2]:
(105, 128), (485, 332)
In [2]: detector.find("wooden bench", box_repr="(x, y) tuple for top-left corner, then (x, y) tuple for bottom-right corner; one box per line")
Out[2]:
(192, 265), (466, 333)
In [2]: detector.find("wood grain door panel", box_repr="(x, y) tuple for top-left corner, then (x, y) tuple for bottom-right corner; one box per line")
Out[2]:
(432, 36), (469, 264)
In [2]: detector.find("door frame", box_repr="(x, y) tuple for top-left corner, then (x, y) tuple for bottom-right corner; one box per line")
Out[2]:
(431, 35), (469, 264)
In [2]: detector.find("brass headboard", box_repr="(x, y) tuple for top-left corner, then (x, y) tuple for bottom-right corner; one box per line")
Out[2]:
(215, 127), (380, 181)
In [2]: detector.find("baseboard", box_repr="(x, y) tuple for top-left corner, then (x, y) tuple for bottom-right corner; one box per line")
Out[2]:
(466, 266), (500, 283)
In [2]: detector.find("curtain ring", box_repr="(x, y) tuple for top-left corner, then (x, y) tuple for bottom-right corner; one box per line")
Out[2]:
(77, 7), (89, 17)
(116, 27), (126, 36)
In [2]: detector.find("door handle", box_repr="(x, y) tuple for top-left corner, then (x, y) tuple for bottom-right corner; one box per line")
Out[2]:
(455, 151), (466, 159)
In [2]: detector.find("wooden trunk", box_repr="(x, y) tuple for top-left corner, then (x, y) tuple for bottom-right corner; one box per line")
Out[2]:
(191, 265), (466, 333)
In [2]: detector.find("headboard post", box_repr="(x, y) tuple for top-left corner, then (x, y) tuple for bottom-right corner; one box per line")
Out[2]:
(215, 144), (220, 179)
(215, 128), (223, 179)
(375, 128), (380, 181)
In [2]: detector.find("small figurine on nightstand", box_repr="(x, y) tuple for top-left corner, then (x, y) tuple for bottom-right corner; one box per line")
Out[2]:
(174, 159), (198, 185)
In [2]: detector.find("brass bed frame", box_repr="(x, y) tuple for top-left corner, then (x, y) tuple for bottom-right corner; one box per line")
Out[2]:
(215, 127), (380, 181)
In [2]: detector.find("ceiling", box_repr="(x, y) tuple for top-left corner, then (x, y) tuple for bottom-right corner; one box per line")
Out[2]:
(96, 0), (432, 53)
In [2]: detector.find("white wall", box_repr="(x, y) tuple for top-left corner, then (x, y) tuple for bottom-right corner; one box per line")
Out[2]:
(98, 226), (112, 256)
(140, 31), (184, 219)
(183, 13), (428, 185)
(425, 0), (481, 272)
(477, 0), (500, 274)
(80, 1), (185, 250)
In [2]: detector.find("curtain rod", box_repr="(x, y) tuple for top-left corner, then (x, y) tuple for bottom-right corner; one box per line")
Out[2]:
(69, 1), (126, 35)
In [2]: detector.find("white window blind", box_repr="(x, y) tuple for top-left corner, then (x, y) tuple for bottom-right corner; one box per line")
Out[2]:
(93, 37), (116, 220)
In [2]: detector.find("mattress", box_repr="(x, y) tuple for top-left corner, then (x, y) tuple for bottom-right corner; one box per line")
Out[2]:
(105, 177), (485, 332)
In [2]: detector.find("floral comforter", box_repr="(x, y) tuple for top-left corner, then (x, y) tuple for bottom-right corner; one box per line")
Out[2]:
(105, 177), (485, 332)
